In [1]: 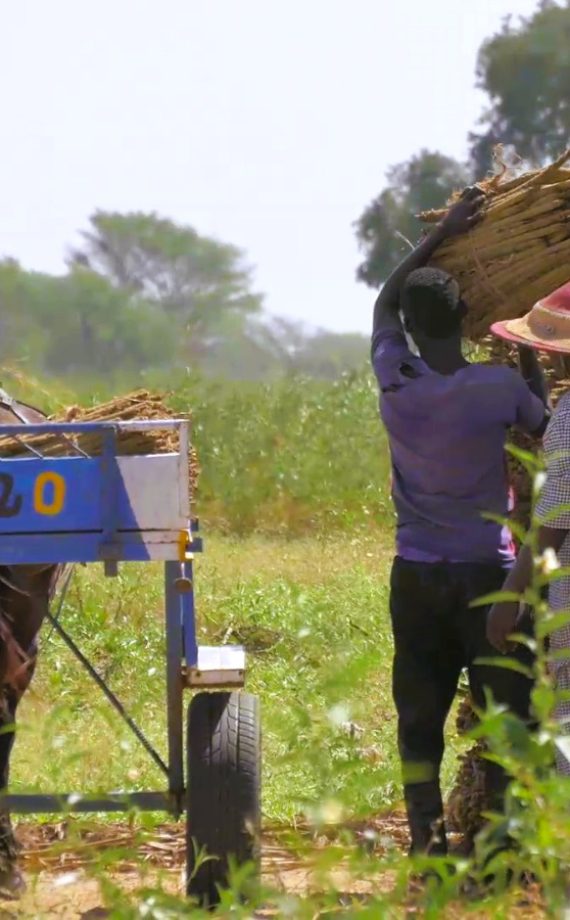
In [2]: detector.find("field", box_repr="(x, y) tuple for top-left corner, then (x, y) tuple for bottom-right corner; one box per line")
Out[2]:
(0, 368), (554, 916)
(9, 534), (485, 918)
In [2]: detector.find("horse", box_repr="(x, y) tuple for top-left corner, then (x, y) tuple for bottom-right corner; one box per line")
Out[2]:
(0, 393), (62, 895)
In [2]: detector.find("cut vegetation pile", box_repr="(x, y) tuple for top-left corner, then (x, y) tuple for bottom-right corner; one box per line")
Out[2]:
(447, 697), (487, 842)
(421, 149), (570, 341)
(0, 389), (199, 497)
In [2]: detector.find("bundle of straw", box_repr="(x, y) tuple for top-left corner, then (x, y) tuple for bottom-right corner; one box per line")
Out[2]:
(420, 150), (570, 341)
(0, 389), (199, 498)
(447, 740), (487, 841)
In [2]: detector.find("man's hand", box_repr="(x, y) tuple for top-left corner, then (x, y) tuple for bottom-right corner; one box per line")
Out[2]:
(438, 187), (485, 239)
(517, 344), (552, 419)
(487, 600), (521, 653)
(372, 186), (483, 338)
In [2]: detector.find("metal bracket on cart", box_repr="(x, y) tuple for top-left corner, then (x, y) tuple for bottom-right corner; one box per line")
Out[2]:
(184, 645), (246, 689)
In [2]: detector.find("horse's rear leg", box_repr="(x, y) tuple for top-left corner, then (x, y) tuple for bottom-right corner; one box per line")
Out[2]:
(0, 569), (50, 898)
(0, 687), (24, 865)
(0, 653), (35, 897)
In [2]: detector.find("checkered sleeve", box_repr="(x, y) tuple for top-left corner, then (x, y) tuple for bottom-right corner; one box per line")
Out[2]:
(535, 399), (570, 529)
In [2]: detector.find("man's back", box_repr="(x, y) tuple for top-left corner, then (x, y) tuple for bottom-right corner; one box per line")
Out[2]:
(372, 327), (545, 564)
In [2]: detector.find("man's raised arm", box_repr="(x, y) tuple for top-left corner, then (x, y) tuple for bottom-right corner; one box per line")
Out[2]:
(372, 188), (485, 338)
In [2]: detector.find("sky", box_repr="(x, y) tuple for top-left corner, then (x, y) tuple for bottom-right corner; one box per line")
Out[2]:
(1, 0), (541, 335)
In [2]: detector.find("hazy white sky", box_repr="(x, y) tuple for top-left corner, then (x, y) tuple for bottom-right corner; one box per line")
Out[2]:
(1, 0), (540, 334)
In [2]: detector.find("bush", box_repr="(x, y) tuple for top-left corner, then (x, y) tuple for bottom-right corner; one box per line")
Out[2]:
(169, 369), (392, 535)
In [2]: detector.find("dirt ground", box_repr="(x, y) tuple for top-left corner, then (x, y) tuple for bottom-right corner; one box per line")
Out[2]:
(0, 815), (544, 919)
(0, 814), (402, 917)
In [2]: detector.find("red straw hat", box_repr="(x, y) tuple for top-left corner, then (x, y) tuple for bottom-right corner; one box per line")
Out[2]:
(491, 280), (570, 354)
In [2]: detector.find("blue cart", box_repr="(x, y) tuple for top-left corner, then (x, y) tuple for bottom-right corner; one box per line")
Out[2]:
(0, 418), (261, 907)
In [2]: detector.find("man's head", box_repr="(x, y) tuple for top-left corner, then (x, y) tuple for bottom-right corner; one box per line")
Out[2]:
(401, 267), (466, 350)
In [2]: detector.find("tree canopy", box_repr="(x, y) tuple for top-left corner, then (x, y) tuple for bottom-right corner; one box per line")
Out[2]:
(71, 211), (263, 359)
(470, 1), (570, 173)
(0, 214), (369, 384)
(354, 151), (470, 288)
(355, 1), (570, 291)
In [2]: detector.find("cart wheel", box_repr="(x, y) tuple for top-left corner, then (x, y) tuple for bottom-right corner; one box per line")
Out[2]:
(186, 691), (261, 907)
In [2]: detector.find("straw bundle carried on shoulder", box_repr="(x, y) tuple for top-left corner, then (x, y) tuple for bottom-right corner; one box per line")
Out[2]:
(420, 149), (570, 341)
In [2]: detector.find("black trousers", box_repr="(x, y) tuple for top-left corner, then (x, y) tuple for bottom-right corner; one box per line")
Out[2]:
(390, 556), (534, 855)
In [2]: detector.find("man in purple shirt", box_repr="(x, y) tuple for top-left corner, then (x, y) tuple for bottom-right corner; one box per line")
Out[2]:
(371, 189), (549, 858)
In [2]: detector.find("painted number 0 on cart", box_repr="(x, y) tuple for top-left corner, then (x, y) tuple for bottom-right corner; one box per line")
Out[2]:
(0, 471), (66, 518)
(34, 472), (66, 515)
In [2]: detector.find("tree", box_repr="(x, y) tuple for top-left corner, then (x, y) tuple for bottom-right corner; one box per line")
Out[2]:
(72, 211), (264, 358)
(0, 261), (176, 378)
(0, 260), (48, 364)
(193, 314), (285, 381)
(470, 1), (570, 174)
(354, 150), (470, 288)
(289, 331), (368, 379)
(38, 268), (177, 376)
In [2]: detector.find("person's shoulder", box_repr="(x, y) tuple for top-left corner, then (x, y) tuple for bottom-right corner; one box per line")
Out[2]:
(466, 361), (517, 378)
(463, 362), (521, 387)
(547, 390), (570, 438)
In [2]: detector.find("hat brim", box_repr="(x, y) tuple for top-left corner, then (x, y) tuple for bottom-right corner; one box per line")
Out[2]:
(490, 318), (570, 355)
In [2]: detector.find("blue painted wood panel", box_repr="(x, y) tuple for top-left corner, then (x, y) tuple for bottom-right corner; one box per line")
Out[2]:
(0, 457), (138, 533)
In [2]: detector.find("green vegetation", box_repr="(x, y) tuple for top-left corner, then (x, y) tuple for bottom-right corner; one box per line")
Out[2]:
(2, 366), (390, 536)
(12, 369), (398, 817)
(16, 535), (478, 916)
(9, 373), (562, 918)
(173, 369), (390, 535)
(16, 536), (404, 819)
(355, 1), (570, 289)
(0, 210), (368, 386)
(4, 2), (570, 914)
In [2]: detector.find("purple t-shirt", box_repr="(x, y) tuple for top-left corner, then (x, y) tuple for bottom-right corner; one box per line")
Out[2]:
(372, 327), (545, 565)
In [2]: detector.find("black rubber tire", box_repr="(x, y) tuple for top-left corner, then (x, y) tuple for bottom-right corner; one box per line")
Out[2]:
(186, 691), (261, 907)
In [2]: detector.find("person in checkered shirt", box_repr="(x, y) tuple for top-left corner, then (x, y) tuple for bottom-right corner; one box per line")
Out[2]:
(488, 280), (570, 774)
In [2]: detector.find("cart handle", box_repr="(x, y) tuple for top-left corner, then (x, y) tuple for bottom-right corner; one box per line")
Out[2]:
(0, 419), (189, 436)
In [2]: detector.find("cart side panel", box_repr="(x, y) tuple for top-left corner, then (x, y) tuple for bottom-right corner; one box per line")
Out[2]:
(0, 454), (187, 533)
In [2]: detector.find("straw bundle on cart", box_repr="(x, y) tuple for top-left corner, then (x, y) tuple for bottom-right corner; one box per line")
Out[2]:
(420, 149), (570, 341)
(0, 389), (199, 498)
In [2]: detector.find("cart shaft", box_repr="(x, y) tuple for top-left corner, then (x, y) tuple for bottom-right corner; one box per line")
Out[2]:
(2, 792), (176, 814)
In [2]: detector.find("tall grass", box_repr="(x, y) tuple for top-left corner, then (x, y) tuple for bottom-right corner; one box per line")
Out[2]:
(9, 366), (567, 916)
(170, 369), (391, 534)
(16, 535), (410, 821)
(16, 535), (479, 915)
(1, 365), (393, 535)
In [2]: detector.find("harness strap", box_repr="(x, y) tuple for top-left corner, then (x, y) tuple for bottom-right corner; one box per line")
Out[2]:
(0, 387), (42, 426)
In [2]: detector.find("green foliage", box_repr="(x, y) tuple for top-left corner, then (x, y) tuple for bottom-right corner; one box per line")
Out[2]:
(0, 365), (389, 536)
(0, 221), (369, 383)
(288, 330), (368, 379)
(0, 259), (176, 378)
(74, 210), (263, 359)
(14, 536), (402, 817)
(195, 316), (369, 382)
(354, 3), (570, 293)
(167, 368), (391, 534)
(354, 150), (471, 287)
(16, 535), (469, 915)
(43, 269), (177, 376)
(470, 1), (570, 173)
(11, 403), (570, 914)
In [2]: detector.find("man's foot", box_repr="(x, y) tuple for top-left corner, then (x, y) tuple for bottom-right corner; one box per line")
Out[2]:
(0, 863), (26, 900)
